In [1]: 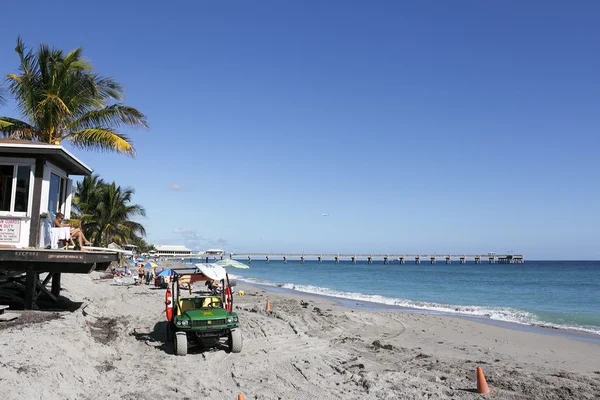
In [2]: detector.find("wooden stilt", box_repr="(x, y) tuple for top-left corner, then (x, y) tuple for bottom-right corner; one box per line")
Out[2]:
(51, 272), (61, 296)
(24, 270), (36, 310)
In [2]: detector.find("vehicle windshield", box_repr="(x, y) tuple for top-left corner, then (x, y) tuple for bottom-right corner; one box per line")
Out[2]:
(197, 297), (222, 309)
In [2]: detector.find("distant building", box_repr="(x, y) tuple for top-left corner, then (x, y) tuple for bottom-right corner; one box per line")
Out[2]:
(203, 248), (224, 257)
(152, 245), (193, 257)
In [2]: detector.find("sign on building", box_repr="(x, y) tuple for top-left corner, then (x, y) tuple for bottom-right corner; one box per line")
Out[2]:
(0, 219), (21, 242)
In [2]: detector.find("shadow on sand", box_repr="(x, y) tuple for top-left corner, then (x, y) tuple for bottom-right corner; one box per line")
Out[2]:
(130, 321), (229, 355)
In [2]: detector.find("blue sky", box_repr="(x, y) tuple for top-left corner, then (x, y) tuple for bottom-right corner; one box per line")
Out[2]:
(1, 1), (599, 259)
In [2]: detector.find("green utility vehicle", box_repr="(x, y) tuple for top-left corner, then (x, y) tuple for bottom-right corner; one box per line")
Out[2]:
(165, 264), (242, 356)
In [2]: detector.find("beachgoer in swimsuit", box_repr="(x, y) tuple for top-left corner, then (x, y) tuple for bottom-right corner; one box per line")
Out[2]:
(53, 213), (92, 248)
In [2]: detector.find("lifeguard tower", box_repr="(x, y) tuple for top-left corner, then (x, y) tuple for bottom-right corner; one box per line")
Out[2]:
(0, 139), (124, 309)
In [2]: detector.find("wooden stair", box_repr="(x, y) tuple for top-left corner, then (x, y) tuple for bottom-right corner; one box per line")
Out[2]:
(0, 304), (20, 322)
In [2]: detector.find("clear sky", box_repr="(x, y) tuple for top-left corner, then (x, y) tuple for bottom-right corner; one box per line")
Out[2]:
(1, 1), (599, 259)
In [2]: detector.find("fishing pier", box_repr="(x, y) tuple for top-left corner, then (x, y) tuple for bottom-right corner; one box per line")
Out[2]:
(231, 253), (524, 265)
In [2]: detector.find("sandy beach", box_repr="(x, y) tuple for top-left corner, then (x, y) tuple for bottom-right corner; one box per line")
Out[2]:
(1, 269), (599, 400)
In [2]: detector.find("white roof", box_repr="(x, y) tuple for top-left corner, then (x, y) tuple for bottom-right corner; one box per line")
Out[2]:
(0, 139), (93, 175)
(155, 245), (192, 251)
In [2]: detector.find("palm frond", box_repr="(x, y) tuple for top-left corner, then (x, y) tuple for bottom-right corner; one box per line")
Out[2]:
(0, 117), (37, 139)
(65, 128), (135, 155)
(38, 93), (71, 115)
(67, 104), (148, 131)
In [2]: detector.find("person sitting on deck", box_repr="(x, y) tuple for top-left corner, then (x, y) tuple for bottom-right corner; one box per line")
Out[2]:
(53, 213), (92, 248)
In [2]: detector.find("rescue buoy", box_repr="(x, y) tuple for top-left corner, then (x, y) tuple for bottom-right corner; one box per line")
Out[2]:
(225, 285), (232, 312)
(165, 287), (173, 321)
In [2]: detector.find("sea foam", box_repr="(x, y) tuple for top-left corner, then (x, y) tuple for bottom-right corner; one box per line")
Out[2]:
(235, 276), (600, 336)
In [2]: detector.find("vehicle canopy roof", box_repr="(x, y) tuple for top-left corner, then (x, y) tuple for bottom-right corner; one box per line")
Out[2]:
(170, 263), (227, 282)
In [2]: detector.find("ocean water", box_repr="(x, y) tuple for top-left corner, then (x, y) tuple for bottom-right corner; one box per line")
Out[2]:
(209, 259), (600, 336)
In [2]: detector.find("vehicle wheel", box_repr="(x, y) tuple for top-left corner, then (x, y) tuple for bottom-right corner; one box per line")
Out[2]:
(229, 328), (242, 353)
(175, 332), (188, 356)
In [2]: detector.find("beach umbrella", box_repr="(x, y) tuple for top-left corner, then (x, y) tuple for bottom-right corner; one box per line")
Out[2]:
(158, 269), (173, 277)
(144, 262), (159, 269)
(215, 259), (250, 269)
(136, 257), (144, 262)
(126, 259), (136, 265)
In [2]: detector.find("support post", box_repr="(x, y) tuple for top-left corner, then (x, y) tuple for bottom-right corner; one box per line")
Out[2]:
(24, 270), (37, 310)
(301, 256), (304, 264)
(283, 256), (287, 264)
(248, 255), (252, 264)
(318, 256), (322, 264)
(266, 255), (269, 264)
(352, 256), (356, 264)
(28, 157), (46, 247)
(335, 256), (339, 264)
(51, 272), (61, 296)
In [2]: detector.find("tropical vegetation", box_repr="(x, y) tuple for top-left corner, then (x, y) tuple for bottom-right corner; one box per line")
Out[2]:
(0, 37), (147, 155)
(72, 174), (147, 248)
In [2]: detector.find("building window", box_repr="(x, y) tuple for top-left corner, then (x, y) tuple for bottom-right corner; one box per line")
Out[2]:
(48, 172), (68, 214)
(0, 164), (32, 214)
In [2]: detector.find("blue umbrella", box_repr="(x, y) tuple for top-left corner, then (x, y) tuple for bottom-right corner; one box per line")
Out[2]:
(126, 259), (136, 265)
(158, 269), (173, 277)
(136, 257), (144, 262)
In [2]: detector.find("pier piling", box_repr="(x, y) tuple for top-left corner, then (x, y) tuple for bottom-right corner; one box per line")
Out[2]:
(225, 253), (523, 265)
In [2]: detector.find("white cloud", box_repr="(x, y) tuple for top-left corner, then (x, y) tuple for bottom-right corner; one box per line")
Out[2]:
(166, 183), (183, 191)
(173, 228), (203, 240)
(171, 228), (229, 252)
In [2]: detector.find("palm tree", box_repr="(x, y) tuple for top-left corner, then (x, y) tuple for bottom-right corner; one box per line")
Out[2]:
(74, 175), (146, 247)
(0, 37), (147, 155)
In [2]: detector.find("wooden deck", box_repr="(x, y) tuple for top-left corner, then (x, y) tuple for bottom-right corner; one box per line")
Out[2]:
(0, 248), (122, 309)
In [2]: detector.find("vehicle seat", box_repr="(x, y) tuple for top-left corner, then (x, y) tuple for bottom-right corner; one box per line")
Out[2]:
(179, 299), (195, 314)
(202, 297), (222, 308)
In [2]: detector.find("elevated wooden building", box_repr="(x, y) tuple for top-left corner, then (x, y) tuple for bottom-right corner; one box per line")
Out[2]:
(0, 139), (122, 309)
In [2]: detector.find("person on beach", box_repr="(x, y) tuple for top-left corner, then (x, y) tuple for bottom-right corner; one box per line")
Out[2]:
(53, 212), (92, 248)
(205, 280), (217, 294)
(137, 264), (145, 284)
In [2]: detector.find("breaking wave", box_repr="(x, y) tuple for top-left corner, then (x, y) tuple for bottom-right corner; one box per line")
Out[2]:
(234, 276), (600, 336)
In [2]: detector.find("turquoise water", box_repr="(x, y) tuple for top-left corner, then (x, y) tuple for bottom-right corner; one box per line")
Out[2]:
(211, 259), (600, 335)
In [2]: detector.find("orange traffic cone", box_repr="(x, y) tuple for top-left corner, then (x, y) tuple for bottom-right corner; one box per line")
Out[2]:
(266, 297), (271, 311)
(237, 394), (245, 400)
(477, 366), (490, 394)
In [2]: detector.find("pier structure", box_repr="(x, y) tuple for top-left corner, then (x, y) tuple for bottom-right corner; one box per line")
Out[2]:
(234, 253), (524, 264)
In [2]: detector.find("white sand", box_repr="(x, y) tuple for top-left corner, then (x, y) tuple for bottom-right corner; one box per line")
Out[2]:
(1, 270), (599, 399)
